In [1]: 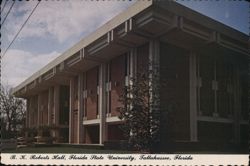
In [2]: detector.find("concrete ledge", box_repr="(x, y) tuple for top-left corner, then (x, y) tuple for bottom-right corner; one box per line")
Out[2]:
(106, 116), (121, 123)
(83, 119), (100, 125)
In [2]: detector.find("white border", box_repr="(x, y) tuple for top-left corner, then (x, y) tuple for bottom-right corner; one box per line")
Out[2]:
(1, 154), (248, 165)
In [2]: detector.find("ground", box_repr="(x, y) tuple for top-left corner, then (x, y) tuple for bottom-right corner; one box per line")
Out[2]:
(3, 147), (245, 154)
(1, 146), (132, 154)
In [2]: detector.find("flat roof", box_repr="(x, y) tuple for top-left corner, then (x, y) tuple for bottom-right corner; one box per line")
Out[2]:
(12, 0), (153, 94)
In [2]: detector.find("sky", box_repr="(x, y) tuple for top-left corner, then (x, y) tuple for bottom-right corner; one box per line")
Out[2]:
(1, 0), (249, 89)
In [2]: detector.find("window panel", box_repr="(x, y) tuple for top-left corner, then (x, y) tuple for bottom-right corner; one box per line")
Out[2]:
(197, 54), (248, 121)
(217, 56), (233, 118)
(199, 55), (214, 116)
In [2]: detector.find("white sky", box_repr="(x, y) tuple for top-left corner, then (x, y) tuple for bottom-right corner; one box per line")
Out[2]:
(1, 0), (134, 88)
(1, 0), (248, 88)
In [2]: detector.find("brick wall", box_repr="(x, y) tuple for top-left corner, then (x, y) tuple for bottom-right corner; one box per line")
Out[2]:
(86, 67), (98, 120)
(50, 88), (54, 125)
(107, 124), (125, 141)
(59, 85), (70, 125)
(39, 90), (49, 125)
(84, 125), (99, 144)
(29, 95), (38, 127)
(137, 43), (149, 73)
(71, 76), (79, 143)
(160, 42), (190, 141)
(73, 76), (79, 110)
(110, 54), (126, 116)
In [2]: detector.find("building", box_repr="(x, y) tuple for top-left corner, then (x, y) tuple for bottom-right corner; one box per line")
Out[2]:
(13, 1), (249, 152)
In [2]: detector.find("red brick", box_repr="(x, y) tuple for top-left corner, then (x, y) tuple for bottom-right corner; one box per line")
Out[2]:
(86, 67), (98, 120)
(110, 54), (126, 116)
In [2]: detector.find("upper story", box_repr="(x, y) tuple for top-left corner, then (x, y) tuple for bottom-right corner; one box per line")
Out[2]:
(13, 0), (249, 99)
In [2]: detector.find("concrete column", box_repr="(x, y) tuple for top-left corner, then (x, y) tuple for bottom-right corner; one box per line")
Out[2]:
(149, 39), (160, 110)
(127, 48), (136, 114)
(54, 85), (60, 138)
(78, 73), (84, 143)
(189, 52), (198, 141)
(69, 78), (75, 143)
(130, 48), (137, 78)
(99, 64), (107, 144)
(148, 40), (160, 144)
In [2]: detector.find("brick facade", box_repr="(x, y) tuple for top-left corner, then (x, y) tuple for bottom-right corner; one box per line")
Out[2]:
(110, 54), (126, 116)
(86, 67), (98, 120)
(28, 96), (38, 127)
(160, 42), (190, 141)
(38, 90), (49, 125)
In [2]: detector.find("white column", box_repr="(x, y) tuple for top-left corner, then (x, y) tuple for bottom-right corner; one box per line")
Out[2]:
(99, 64), (107, 144)
(133, 47), (138, 78)
(130, 48), (137, 78)
(189, 52), (198, 141)
(149, 40), (160, 110)
(148, 40), (160, 143)
(127, 48), (136, 114)
(69, 78), (75, 143)
(78, 73), (84, 143)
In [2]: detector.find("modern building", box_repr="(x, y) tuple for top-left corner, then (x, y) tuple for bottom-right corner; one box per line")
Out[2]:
(13, 1), (249, 151)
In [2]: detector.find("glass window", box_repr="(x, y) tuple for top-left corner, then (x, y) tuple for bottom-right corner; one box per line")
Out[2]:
(199, 54), (215, 116)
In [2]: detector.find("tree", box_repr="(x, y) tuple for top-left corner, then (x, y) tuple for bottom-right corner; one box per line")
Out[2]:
(117, 63), (162, 152)
(0, 85), (26, 139)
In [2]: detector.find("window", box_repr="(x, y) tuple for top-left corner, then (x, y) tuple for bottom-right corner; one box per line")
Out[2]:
(239, 59), (248, 121)
(198, 54), (215, 116)
(216, 56), (234, 118)
(197, 54), (238, 119)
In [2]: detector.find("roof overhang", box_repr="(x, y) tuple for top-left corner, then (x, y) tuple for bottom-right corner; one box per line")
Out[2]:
(13, 0), (249, 98)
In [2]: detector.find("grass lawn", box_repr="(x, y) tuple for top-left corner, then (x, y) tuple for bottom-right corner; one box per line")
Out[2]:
(2, 147), (246, 154)
(2, 146), (133, 154)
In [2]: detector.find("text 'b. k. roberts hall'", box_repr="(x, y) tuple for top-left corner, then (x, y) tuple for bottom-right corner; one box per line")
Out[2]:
(13, 1), (249, 152)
